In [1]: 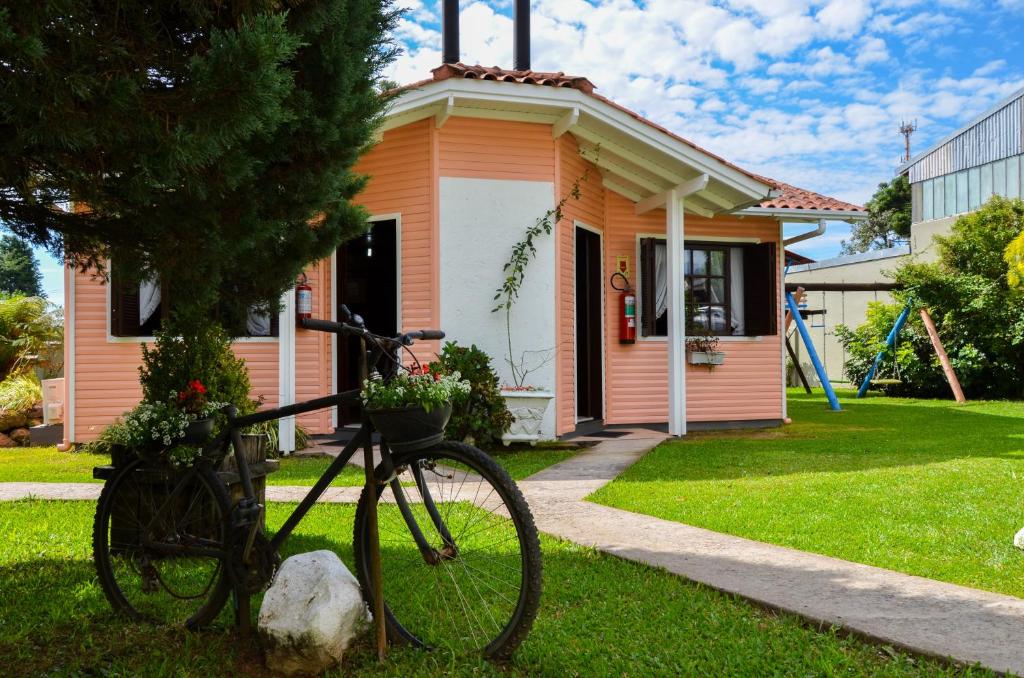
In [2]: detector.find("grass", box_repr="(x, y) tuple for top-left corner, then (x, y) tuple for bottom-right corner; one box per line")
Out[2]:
(0, 498), (987, 676)
(591, 388), (1024, 599)
(0, 444), (577, 486)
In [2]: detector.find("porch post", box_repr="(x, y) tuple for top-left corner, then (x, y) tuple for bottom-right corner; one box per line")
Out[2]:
(278, 289), (296, 454)
(666, 189), (686, 436)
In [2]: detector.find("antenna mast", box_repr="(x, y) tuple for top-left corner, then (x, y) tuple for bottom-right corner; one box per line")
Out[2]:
(899, 119), (917, 162)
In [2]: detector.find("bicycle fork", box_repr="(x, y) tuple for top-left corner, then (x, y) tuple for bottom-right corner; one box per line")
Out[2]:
(387, 458), (459, 565)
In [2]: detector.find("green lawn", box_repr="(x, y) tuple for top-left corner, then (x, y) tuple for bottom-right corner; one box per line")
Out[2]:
(0, 445), (576, 486)
(591, 389), (1024, 599)
(0, 498), (984, 676)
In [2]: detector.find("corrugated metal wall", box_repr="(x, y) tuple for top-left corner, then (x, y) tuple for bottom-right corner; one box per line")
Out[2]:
(908, 93), (1023, 183)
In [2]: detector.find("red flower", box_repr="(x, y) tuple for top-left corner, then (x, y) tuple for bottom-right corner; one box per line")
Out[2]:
(189, 379), (207, 394)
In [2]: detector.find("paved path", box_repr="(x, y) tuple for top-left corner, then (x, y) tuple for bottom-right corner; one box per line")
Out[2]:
(5, 433), (1024, 673)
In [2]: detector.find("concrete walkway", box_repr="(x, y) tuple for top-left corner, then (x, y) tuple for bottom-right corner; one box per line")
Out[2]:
(5, 434), (1024, 673)
(516, 430), (1024, 675)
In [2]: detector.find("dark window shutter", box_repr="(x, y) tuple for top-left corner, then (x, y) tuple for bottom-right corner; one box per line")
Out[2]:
(742, 242), (777, 336)
(110, 269), (140, 337)
(640, 238), (657, 337)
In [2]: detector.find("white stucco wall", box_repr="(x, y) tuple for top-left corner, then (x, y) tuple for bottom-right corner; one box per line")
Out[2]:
(439, 177), (557, 438)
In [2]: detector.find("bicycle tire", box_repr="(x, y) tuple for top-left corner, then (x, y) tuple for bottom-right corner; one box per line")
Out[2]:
(93, 459), (233, 628)
(353, 441), (542, 659)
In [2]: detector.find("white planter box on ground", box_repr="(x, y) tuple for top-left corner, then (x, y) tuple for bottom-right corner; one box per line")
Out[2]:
(501, 390), (554, 446)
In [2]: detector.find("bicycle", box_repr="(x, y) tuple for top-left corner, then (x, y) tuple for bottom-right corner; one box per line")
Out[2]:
(92, 308), (543, 659)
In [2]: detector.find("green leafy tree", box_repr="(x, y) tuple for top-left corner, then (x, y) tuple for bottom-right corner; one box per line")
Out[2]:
(0, 1), (398, 327)
(840, 175), (912, 255)
(0, 293), (62, 379)
(0, 234), (42, 297)
(839, 196), (1024, 398)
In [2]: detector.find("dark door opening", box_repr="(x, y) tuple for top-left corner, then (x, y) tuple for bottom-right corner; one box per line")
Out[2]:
(575, 227), (603, 423)
(336, 220), (398, 425)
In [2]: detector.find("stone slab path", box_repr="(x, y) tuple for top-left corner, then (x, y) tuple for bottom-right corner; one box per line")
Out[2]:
(5, 432), (1024, 674)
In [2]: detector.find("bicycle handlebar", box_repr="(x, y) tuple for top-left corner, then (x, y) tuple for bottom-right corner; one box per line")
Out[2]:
(299, 317), (444, 345)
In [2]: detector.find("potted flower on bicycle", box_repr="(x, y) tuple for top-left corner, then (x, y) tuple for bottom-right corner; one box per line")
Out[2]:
(361, 365), (470, 452)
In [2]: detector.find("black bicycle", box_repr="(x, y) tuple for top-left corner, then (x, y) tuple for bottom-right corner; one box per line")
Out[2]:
(91, 309), (542, 659)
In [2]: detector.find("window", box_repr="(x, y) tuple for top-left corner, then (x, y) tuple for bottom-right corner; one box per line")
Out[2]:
(109, 266), (279, 338)
(639, 238), (777, 337)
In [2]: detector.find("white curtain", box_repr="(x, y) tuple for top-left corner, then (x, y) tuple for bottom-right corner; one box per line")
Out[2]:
(654, 241), (668, 319)
(247, 309), (272, 337)
(729, 247), (745, 335)
(139, 278), (161, 327)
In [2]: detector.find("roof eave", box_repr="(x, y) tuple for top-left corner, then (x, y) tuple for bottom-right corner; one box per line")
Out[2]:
(738, 206), (868, 222)
(382, 78), (773, 206)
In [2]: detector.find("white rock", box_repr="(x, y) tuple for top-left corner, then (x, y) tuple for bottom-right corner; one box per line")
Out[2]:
(1014, 528), (1024, 551)
(258, 550), (370, 676)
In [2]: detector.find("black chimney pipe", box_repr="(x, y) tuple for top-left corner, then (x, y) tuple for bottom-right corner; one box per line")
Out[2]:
(442, 0), (459, 64)
(514, 0), (530, 71)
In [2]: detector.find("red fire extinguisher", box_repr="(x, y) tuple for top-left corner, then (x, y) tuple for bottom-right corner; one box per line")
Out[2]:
(611, 272), (636, 344)
(296, 274), (313, 322)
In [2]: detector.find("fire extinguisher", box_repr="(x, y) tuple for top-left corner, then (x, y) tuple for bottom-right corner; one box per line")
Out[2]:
(295, 274), (313, 322)
(611, 272), (636, 344)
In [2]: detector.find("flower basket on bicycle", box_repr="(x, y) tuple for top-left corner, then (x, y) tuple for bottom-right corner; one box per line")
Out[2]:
(365, 402), (452, 453)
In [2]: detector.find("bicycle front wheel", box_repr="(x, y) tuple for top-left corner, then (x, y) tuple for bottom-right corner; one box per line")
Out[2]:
(93, 459), (232, 628)
(353, 441), (542, 659)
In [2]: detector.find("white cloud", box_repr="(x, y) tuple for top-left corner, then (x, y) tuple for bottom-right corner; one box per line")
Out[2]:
(855, 37), (889, 66)
(817, 0), (872, 37)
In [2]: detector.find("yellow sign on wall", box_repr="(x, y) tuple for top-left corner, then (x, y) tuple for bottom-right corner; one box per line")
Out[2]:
(616, 255), (630, 279)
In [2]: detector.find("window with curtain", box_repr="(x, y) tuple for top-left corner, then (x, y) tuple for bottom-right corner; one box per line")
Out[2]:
(109, 265), (279, 338)
(639, 238), (777, 337)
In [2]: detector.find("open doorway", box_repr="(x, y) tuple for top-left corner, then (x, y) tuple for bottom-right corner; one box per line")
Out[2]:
(575, 226), (603, 423)
(336, 218), (398, 425)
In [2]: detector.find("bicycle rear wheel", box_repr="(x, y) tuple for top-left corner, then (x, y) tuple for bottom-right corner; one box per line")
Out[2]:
(353, 441), (542, 659)
(93, 459), (232, 628)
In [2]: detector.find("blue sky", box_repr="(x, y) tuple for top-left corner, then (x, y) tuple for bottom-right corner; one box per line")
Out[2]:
(34, 0), (1024, 300)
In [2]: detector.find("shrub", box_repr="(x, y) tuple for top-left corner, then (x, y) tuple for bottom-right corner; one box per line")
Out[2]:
(839, 196), (1024, 399)
(835, 302), (949, 397)
(432, 342), (512, 446)
(139, 318), (254, 416)
(0, 373), (41, 412)
(0, 293), (62, 379)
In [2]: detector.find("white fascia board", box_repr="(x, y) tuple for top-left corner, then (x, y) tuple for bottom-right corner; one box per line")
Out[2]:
(739, 207), (868, 222)
(384, 79), (771, 201)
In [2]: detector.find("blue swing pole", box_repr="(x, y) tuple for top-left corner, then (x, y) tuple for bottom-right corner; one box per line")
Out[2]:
(785, 292), (841, 411)
(856, 300), (913, 398)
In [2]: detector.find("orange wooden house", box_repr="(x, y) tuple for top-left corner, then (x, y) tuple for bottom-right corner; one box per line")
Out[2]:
(61, 25), (864, 451)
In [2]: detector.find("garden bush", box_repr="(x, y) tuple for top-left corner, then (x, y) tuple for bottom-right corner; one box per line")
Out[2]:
(433, 342), (512, 446)
(835, 303), (949, 397)
(139, 318), (254, 415)
(838, 196), (1024, 399)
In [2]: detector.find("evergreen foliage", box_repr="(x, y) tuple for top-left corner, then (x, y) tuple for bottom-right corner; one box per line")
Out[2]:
(0, 1), (398, 328)
(840, 175), (911, 255)
(0, 235), (43, 297)
(837, 196), (1024, 398)
(433, 342), (513, 446)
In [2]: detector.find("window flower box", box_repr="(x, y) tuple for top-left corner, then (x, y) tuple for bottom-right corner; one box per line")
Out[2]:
(688, 350), (726, 366)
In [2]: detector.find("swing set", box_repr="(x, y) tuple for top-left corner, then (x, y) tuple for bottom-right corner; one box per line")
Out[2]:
(783, 284), (966, 409)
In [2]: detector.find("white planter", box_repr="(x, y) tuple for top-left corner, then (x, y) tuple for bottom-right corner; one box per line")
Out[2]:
(500, 390), (554, 446)
(688, 351), (726, 366)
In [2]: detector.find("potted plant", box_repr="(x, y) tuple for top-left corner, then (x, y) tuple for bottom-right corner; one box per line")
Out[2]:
(492, 171), (589, 445)
(361, 366), (470, 453)
(686, 334), (726, 366)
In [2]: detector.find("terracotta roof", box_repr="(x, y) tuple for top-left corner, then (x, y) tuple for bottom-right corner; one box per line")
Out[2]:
(398, 63), (865, 215)
(756, 179), (865, 213)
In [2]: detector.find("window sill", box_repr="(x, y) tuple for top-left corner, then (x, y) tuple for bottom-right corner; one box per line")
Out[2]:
(637, 335), (765, 343)
(107, 335), (280, 344)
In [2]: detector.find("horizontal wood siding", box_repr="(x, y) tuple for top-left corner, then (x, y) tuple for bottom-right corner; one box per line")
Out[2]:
(294, 259), (331, 433)
(603, 191), (784, 425)
(439, 118), (554, 182)
(69, 268), (279, 442)
(556, 135), (604, 434)
(355, 118), (436, 342)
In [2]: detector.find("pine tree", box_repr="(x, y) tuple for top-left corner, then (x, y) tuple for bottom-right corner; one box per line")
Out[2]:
(0, 1), (398, 328)
(0, 234), (43, 297)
